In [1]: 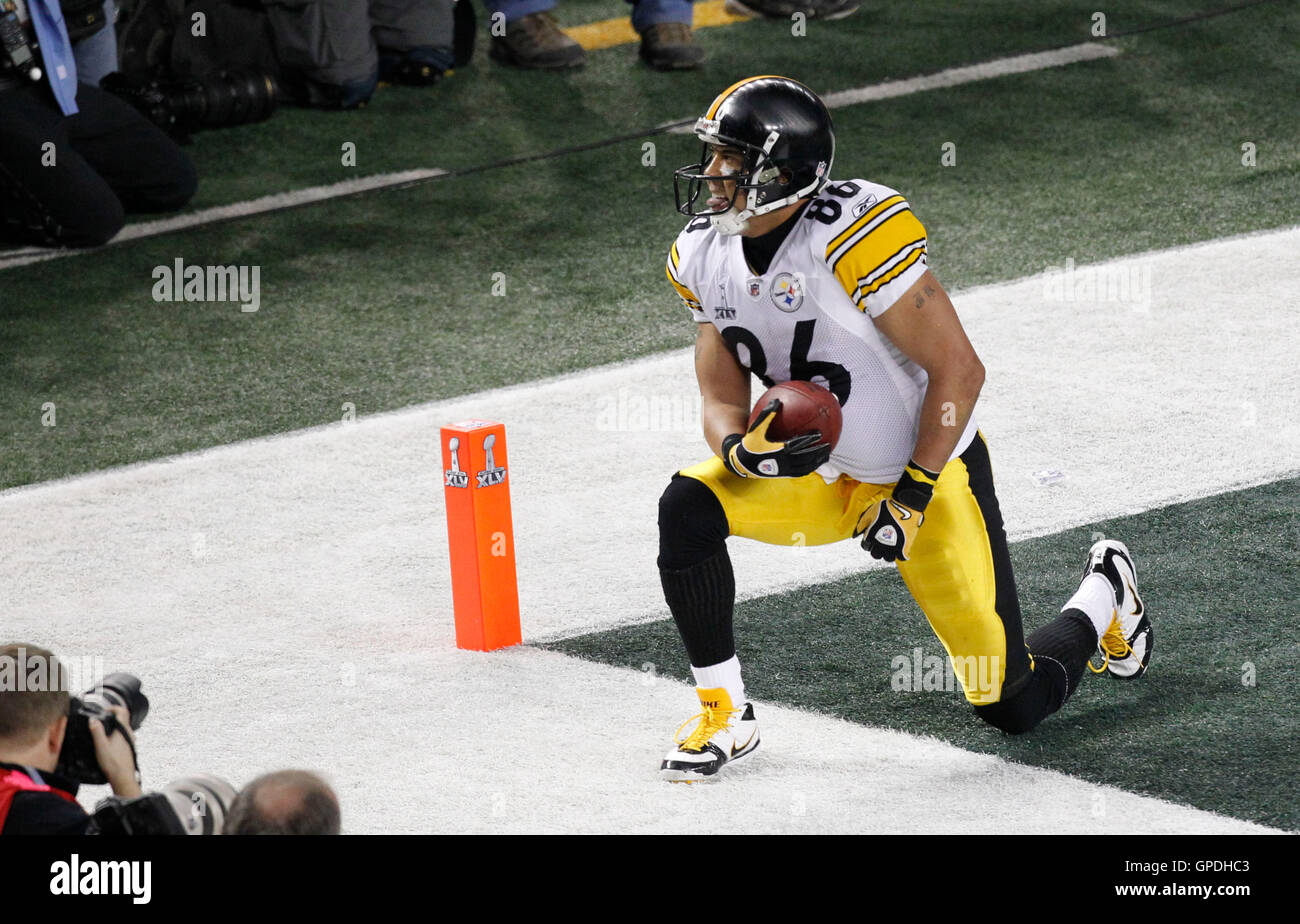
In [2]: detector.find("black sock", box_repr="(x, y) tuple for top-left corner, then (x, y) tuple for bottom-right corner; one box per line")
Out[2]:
(1025, 608), (1098, 707)
(656, 475), (735, 667)
(975, 609), (1097, 734)
(660, 548), (736, 667)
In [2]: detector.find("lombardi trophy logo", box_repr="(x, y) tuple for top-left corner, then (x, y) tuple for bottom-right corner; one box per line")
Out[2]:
(476, 433), (507, 487)
(444, 437), (469, 488)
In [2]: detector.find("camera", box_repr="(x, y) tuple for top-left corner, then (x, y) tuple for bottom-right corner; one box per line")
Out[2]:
(88, 774), (239, 835)
(56, 672), (150, 785)
(101, 70), (277, 142)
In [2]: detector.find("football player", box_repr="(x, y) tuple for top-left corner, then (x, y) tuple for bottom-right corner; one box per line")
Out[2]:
(658, 76), (1153, 781)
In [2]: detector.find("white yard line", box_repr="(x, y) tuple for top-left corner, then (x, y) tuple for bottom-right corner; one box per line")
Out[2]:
(0, 168), (447, 271)
(2, 228), (1296, 833)
(665, 42), (1120, 132)
(0, 42), (1120, 271)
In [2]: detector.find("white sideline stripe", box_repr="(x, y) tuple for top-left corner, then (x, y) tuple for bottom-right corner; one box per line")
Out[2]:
(5, 227), (1298, 834)
(665, 42), (1121, 133)
(0, 168), (447, 271)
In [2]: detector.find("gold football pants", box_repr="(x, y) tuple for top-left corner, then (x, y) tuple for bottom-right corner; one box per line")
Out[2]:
(678, 431), (1031, 705)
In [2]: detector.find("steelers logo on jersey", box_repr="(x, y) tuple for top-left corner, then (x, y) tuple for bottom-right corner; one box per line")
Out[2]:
(770, 272), (804, 312)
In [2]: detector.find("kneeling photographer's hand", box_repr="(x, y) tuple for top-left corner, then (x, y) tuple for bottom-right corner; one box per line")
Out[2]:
(90, 705), (142, 798)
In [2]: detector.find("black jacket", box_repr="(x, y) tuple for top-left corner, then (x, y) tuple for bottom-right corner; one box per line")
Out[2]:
(0, 761), (90, 835)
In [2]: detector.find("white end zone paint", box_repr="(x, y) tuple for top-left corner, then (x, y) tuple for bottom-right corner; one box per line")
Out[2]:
(0, 169), (447, 271)
(2, 227), (1296, 833)
(128, 645), (1273, 834)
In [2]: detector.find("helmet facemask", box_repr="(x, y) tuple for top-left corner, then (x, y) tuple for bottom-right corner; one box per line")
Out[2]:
(674, 122), (806, 236)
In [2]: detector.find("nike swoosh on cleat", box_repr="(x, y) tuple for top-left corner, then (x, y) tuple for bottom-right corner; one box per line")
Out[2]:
(730, 730), (757, 757)
(1125, 579), (1143, 617)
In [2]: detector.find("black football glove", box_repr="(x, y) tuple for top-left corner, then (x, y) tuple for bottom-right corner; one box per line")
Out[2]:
(722, 399), (831, 478)
(857, 460), (941, 562)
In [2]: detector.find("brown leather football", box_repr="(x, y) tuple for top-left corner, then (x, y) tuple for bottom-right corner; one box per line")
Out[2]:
(747, 380), (843, 449)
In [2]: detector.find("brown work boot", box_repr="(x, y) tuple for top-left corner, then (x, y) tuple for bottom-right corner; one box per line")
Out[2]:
(490, 11), (586, 69)
(639, 22), (705, 71)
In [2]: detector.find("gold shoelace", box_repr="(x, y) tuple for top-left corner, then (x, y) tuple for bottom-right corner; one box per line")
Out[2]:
(1088, 612), (1133, 673)
(675, 704), (738, 751)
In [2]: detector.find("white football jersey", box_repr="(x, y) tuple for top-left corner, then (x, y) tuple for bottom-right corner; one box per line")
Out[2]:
(666, 178), (978, 484)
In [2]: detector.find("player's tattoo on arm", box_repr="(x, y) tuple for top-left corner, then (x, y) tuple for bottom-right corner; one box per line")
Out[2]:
(912, 283), (938, 310)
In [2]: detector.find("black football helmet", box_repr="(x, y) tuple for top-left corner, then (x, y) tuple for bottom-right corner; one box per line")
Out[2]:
(674, 75), (835, 234)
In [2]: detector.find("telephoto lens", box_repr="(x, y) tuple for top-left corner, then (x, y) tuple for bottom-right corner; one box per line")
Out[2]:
(87, 775), (240, 835)
(174, 70), (278, 132)
(101, 70), (278, 142)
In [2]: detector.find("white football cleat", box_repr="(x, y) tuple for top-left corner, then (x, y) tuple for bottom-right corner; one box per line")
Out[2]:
(1083, 539), (1153, 679)
(660, 687), (759, 782)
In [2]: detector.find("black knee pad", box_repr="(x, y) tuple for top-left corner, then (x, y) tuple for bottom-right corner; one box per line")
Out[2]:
(657, 474), (729, 570)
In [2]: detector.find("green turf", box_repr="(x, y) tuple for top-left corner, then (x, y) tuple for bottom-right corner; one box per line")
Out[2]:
(93, 0), (1300, 215)
(546, 476), (1300, 831)
(2, 1), (1299, 489)
(130, 0), (1211, 208)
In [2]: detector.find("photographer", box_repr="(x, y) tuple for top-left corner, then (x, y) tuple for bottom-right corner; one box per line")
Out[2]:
(0, 0), (196, 246)
(226, 770), (341, 835)
(0, 643), (141, 836)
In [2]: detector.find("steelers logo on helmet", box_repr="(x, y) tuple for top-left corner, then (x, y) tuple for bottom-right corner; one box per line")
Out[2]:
(673, 76), (836, 235)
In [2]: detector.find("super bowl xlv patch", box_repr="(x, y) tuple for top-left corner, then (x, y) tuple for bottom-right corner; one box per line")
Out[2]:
(771, 272), (804, 312)
(476, 434), (507, 487)
(445, 437), (469, 488)
(713, 278), (737, 320)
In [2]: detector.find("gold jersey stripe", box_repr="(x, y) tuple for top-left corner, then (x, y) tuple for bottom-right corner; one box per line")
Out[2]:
(854, 238), (928, 294)
(854, 246), (926, 304)
(666, 245), (693, 293)
(827, 201), (913, 275)
(666, 265), (702, 308)
(825, 194), (906, 257)
(831, 206), (928, 305)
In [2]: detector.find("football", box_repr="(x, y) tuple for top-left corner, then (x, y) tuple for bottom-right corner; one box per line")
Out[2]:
(748, 380), (843, 450)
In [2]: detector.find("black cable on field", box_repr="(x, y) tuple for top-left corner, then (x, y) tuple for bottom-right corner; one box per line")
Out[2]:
(384, 121), (690, 194)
